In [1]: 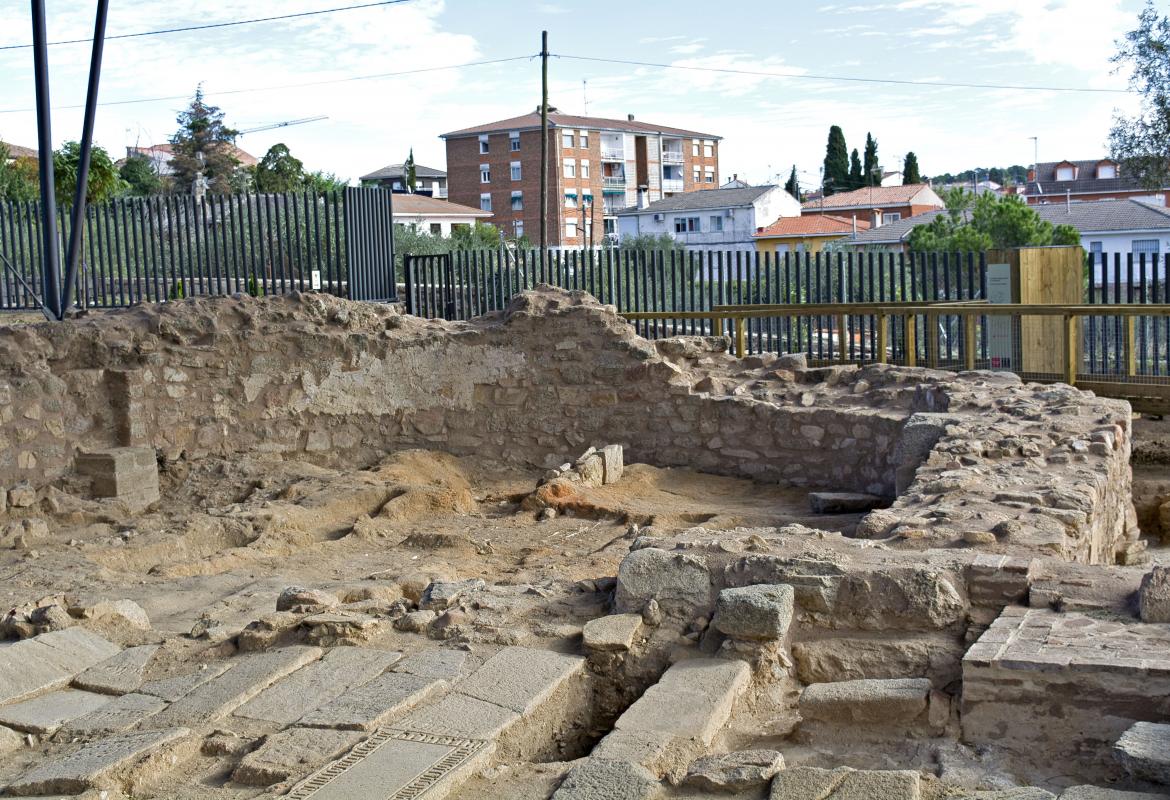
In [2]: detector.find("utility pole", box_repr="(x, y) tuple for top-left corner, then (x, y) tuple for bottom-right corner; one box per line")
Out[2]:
(31, 0), (62, 320)
(540, 30), (549, 271)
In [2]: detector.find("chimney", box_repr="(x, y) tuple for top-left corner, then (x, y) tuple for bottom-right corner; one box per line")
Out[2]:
(1027, 168), (1036, 183)
(637, 186), (649, 210)
(627, 113), (635, 122)
(872, 209), (883, 229)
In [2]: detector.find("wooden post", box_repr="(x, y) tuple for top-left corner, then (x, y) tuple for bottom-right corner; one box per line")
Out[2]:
(876, 313), (888, 364)
(1063, 314), (1078, 386)
(905, 314), (917, 367)
(837, 313), (848, 363)
(711, 316), (722, 342)
(735, 317), (746, 358)
(1125, 316), (1137, 377)
(964, 312), (977, 371)
(925, 312), (938, 368)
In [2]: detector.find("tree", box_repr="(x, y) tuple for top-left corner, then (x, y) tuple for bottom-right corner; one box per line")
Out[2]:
(404, 148), (417, 193)
(619, 232), (685, 253)
(304, 171), (348, 194)
(119, 154), (163, 196)
(863, 133), (879, 186)
(253, 143), (304, 193)
(450, 222), (504, 250)
(169, 86), (241, 195)
(1110, 1), (1170, 189)
(0, 144), (38, 201)
(848, 148), (863, 190)
(783, 165), (801, 201)
(907, 188), (1081, 251)
(53, 141), (124, 205)
(902, 152), (921, 184)
(822, 125), (849, 196)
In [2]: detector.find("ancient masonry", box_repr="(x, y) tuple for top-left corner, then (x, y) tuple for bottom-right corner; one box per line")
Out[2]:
(0, 286), (1164, 800)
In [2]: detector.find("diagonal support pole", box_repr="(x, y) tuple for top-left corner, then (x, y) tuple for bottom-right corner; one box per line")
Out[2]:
(30, 0), (62, 320)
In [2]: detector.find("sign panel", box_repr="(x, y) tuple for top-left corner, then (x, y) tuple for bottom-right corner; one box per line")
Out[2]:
(986, 262), (1013, 369)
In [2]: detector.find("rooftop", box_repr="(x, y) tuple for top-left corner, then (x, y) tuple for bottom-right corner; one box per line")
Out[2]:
(441, 110), (720, 140)
(360, 163), (447, 182)
(754, 214), (870, 238)
(802, 184), (941, 212)
(391, 193), (490, 218)
(1025, 158), (1154, 196)
(1032, 198), (1170, 232)
(614, 186), (774, 215)
(843, 209), (945, 245)
(129, 142), (258, 167)
(1, 141), (38, 160)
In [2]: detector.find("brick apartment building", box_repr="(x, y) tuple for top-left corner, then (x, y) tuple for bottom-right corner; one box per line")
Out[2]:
(1024, 159), (1168, 207)
(801, 184), (945, 228)
(440, 110), (721, 247)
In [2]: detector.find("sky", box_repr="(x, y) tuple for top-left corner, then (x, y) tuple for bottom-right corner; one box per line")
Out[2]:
(0, 0), (1151, 190)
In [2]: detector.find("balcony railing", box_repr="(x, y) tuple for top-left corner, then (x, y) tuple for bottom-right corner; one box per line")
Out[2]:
(600, 148), (625, 161)
(661, 179), (684, 192)
(661, 150), (684, 164)
(602, 176), (626, 188)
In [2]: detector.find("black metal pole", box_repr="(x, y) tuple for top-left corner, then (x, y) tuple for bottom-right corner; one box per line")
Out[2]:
(30, 0), (62, 320)
(61, 0), (108, 314)
(539, 30), (548, 273)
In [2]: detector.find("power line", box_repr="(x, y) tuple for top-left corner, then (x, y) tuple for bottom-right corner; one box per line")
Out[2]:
(552, 53), (1132, 95)
(0, 56), (534, 115)
(0, 0), (418, 51)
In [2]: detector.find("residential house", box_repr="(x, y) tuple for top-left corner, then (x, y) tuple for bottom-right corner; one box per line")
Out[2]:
(392, 193), (490, 237)
(1024, 159), (1167, 207)
(802, 184), (944, 227)
(841, 210), (944, 250)
(440, 109), (721, 248)
(721, 174), (751, 189)
(753, 214), (871, 256)
(1, 142), (38, 162)
(124, 143), (258, 175)
(360, 163), (447, 198)
(1033, 199), (1170, 281)
(616, 185), (799, 254)
(879, 170), (904, 187)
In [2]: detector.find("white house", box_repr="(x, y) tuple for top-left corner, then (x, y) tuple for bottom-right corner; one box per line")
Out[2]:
(1034, 199), (1170, 283)
(615, 185), (800, 254)
(392, 193), (491, 237)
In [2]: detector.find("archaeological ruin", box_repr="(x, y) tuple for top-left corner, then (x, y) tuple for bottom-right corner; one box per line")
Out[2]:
(1, 285), (1170, 800)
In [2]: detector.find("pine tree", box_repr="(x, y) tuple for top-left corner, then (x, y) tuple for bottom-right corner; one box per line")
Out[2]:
(822, 125), (849, 196)
(849, 148), (863, 190)
(783, 165), (801, 201)
(169, 86), (241, 195)
(405, 148), (417, 193)
(902, 152), (922, 184)
(863, 133), (879, 186)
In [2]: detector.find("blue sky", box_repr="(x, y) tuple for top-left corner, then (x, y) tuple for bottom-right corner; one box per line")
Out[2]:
(0, 0), (1148, 189)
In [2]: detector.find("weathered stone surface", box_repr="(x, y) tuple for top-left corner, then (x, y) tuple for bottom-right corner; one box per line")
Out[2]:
(146, 646), (322, 728)
(419, 579), (485, 611)
(299, 671), (444, 730)
(399, 693), (520, 740)
(0, 689), (110, 734)
(552, 758), (662, 800)
(276, 586), (339, 611)
(62, 692), (167, 735)
(392, 648), (469, 680)
(72, 644), (159, 695)
(0, 628), (121, 705)
(0, 723), (23, 756)
(456, 646), (585, 715)
(583, 614), (643, 652)
(234, 646), (400, 724)
(799, 678), (931, 725)
(87, 599), (151, 630)
(601, 444), (624, 484)
(808, 492), (884, 514)
(769, 767), (920, 800)
(712, 584), (794, 641)
(5, 727), (192, 795)
(1116, 722), (1170, 785)
(75, 447), (160, 511)
(831, 568), (966, 631)
(614, 547), (712, 617)
(1062, 786), (1170, 800)
(578, 454), (605, 488)
(232, 727), (361, 787)
(792, 635), (965, 685)
(891, 413), (960, 494)
(138, 662), (232, 702)
(1140, 567), (1170, 623)
(685, 749), (784, 792)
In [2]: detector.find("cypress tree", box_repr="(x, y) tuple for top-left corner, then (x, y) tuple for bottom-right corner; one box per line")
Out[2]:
(863, 133), (879, 186)
(849, 148), (863, 190)
(405, 148), (417, 193)
(784, 165), (801, 201)
(822, 125), (849, 196)
(903, 152), (921, 184)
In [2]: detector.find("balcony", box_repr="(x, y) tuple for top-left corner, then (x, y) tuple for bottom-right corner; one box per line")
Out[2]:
(602, 175), (626, 188)
(600, 148), (625, 161)
(661, 150), (684, 164)
(662, 178), (684, 193)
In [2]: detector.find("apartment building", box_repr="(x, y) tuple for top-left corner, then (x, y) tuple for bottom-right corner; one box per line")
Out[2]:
(440, 110), (721, 247)
(1024, 159), (1167, 207)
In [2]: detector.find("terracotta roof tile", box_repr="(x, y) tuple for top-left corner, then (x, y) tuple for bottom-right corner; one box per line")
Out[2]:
(441, 111), (719, 140)
(755, 214), (869, 238)
(801, 184), (940, 211)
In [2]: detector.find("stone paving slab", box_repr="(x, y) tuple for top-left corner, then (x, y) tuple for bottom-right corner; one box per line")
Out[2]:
(234, 647), (400, 725)
(614, 658), (750, 742)
(1062, 786), (1170, 800)
(285, 728), (491, 800)
(397, 693), (520, 740)
(0, 723), (24, 755)
(299, 672), (444, 731)
(62, 692), (168, 736)
(456, 646), (585, 715)
(0, 629), (120, 705)
(799, 678), (931, 724)
(392, 649), (472, 681)
(145, 646), (322, 729)
(138, 662), (232, 702)
(769, 767), (921, 800)
(4, 727), (192, 795)
(232, 727), (362, 787)
(551, 758), (662, 800)
(583, 615), (643, 652)
(72, 644), (159, 696)
(0, 689), (111, 734)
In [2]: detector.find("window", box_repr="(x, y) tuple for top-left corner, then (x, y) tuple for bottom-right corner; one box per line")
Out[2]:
(564, 159), (576, 178)
(565, 219), (578, 238)
(509, 132), (520, 151)
(579, 131), (589, 148)
(583, 193), (593, 207)
(562, 131), (574, 148)
(480, 193), (492, 212)
(510, 161), (522, 181)
(703, 140), (714, 158)
(480, 164), (491, 183)
(514, 220), (524, 237)
(692, 167), (701, 183)
(1056, 166), (1075, 181)
(478, 135), (489, 154)
(1133, 239), (1161, 256)
(565, 193), (578, 209)
(884, 212), (902, 222)
(580, 160), (590, 179)
(511, 191), (523, 211)
(1089, 241), (1103, 256)
(674, 216), (700, 233)
(692, 139), (700, 157)
(704, 166), (715, 184)
(709, 215), (723, 232)
(430, 223), (442, 235)
(1098, 163), (1117, 179)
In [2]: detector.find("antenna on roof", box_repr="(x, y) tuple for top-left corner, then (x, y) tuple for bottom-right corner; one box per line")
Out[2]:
(583, 79), (589, 116)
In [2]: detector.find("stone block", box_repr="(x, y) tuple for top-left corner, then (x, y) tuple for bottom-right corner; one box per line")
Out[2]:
(1115, 721), (1170, 785)
(419, 579), (485, 611)
(456, 646), (585, 715)
(232, 727), (361, 787)
(712, 584), (794, 641)
(63, 692), (167, 736)
(792, 635), (965, 686)
(1140, 567), (1170, 623)
(601, 444), (624, 484)
(392, 648), (471, 681)
(891, 413), (960, 493)
(578, 454), (605, 488)
(5, 727), (192, 796)
(685, 749), (784, 793)
(0, 723), (23, 756)
(583, 614), (643, 652)
(276, 586), (340, 611)
(808, 492), (884, 514)
(769, 767), (920, 800)
(552, 758), (662, 800)
(614, 547), (712, 618)
(398, 693), (520, 740)
(798, 678), (931, 725)
(0, 689), (110, 734)
(138, 662), (232, 702)
(75, 446), (159, 510)
(299, 672), (444, 730)
(73, 644), (159, 695)
(1062, 787), (1170, 800)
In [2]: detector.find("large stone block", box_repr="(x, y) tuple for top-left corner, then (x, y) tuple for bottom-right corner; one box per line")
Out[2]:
(1140, 567), (1170, 623)
(615, 547), (712, 617)
(552, 758), (662, 800)
(232, 728), (361, 787)
(712, 584), (794, 641)
(808, 492), (883, 514)
(75, 446), (160, 511)
(769, 767), (921, 800)
(799, 678), (931, 725)
(456, 646), (585, 716)
(0, 689), (110, 734)
(1115, 722), (1170, 785)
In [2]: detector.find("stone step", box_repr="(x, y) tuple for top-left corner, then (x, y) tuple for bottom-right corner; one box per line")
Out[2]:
(0, 628), (121, 705)
(586, 657), (751, 781)
(299, 672), (444, 731)
(769, 766), (921, 800)
(62, 692), (169, 737)
(0, 689), (111, 735)
(1115, 722), (1170, 785)
(3, 727), (193, 796)
(72, 644), (159, 696)
(232, 728), (362, 787)
(798, 678), (932, 726)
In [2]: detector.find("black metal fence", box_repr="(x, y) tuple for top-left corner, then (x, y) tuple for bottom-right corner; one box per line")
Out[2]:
(1086, 251), (1170, 377)
(0, 187), (396, 310)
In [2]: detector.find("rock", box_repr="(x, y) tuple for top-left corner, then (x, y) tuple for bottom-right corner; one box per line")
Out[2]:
(8, 483), (36, 508)
(642, 599), (662, 627)
(777, 353), (807, 370)
(685, 750), (784, 792)
(394, 610), (437, 633)
(892, 413), (961, 494)
(601, 444), (624, 484)
(1140, 567), (1170, 623)
(539, 507), (557, 521)
(854, 509), (900, 539)
(89, 599), (152, 630)
(792, 635), (964, 686)
(1115, 721), (1170, 784)
(711, 584), (794, 641)
(552, 758), (662, 800)
(963, 530), (998, 546)
(1062, 786), (1170, 800)
(419, 578), (485, 611)
(202, 729), (252, 756)
(0, 723), (24, 755)
(29, 604), (73, 631)
(578, 454), (605, 488)
(276, 586), (339, 612)
(798, 678), (931, 725)
(808, 492), (884, 514)
(583, 614), (643, 652)
(614, 547), (712, 617)
(73, 644), (160, 695)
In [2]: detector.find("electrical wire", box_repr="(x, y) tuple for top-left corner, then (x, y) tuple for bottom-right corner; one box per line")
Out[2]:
(0, 55), (534, 115)
(552, 53), (1132, 95)
(0, 0), (419, 51)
